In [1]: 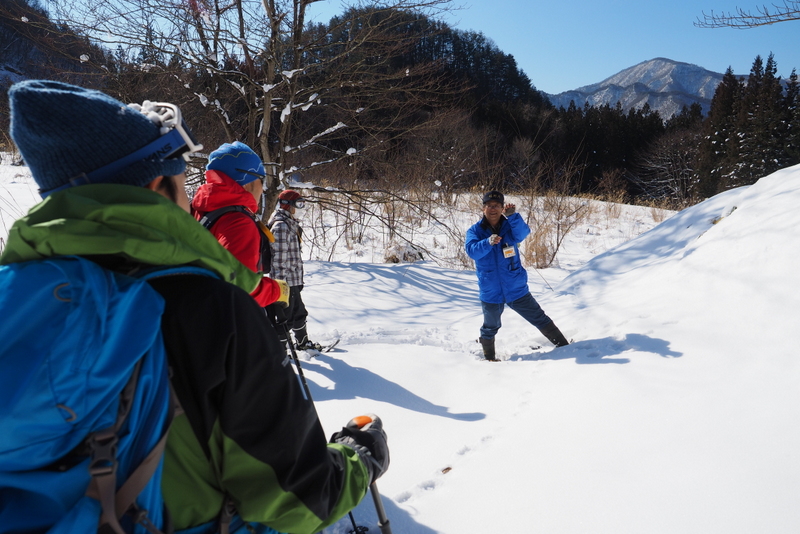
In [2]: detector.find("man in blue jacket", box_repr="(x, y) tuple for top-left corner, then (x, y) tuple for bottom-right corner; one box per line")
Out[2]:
(465, 191), (569, 360)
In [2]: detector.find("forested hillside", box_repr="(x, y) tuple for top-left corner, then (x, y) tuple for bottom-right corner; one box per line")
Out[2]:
(2, 0), (799, 207)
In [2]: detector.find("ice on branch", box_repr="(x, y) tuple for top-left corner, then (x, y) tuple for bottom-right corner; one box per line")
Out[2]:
(301, 93), (320, 111)
(283, 123), (347, 155)
(230, 81), (245, 96)
(282, 69), (303, 79)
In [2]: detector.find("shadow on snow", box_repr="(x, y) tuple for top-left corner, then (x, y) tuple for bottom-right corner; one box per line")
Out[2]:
(303, 353), (485, 422)
(509, 333), (682, 364)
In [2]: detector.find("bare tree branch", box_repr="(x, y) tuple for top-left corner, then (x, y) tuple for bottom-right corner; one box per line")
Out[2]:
(696, 1), (800, 28)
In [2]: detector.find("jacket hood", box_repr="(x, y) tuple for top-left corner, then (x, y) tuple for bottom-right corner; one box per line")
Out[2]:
(0, 184), (261, 295)
(192, 169), (258, 215)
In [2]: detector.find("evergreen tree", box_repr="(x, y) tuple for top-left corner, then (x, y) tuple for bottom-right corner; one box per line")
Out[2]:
(784, 70), (800, 161)
(666, 103), (704, 131)
(735, 54), (786, 184)
(726, 55), (762, 188)
(696, 67), (743, 196)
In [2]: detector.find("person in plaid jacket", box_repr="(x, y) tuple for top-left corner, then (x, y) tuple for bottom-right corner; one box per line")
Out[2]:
(268, 190), (322, 350)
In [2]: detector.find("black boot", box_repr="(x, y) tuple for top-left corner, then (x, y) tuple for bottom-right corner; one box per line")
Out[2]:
(478, 337), (497, 361)
(539, 322), (569, 347)
(294, 326), (322, 351)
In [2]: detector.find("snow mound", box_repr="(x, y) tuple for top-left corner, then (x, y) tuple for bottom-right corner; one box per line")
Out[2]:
(556, 163), (800, 357)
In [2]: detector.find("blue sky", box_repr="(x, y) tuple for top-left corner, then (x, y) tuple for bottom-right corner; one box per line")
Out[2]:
(306, 0), (800, 94)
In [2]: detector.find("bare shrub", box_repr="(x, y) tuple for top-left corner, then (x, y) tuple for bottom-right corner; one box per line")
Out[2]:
(516, 157), (589, 268)
(591, 169), (627, 223)
(603, 198), (623, 223)
(595, 168), (628, 202)
(650, 205), (668, 223)
(523, 192), (590, 268)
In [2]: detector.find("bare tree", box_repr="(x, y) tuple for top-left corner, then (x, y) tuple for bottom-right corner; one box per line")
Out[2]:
(46, 0), (455, 209)
(696, 1), (800, 28)
(631, 128), (701, 207)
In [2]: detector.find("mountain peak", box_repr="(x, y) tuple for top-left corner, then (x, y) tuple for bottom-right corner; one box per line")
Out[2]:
(547, 58), (728, 119)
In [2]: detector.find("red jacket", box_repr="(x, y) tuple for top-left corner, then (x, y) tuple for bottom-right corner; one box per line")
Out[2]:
(192, 169), (280, 307)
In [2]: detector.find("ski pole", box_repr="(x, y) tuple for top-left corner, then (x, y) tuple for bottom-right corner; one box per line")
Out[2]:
(277, 321), (380, 534)
(348, 417), (393, 534)
(279, 322), (313, 402)
(369, 483), (392, 534)
(347, 511), (367, 534)
(281, 323), (371, 534)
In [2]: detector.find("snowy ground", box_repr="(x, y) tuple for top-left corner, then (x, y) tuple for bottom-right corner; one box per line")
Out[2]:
(2, 162), (799, 533)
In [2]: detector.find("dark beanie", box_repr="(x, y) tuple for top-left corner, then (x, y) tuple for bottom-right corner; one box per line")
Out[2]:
(482, 190), (504, 205)
(9, 80), (186, 194)
(206, 142), (265, 186)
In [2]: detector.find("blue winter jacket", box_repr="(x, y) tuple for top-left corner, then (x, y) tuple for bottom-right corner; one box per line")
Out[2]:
(465, 212), (531, 304)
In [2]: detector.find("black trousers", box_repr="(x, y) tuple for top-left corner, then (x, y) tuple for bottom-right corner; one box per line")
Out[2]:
(267, 285), (308, 340)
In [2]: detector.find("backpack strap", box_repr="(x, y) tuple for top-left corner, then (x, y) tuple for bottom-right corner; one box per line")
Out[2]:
(109, 381), (182, 534)
(198, 205), (251, 230)
(136, 264), (222, 281)
(199, 206), (274, 275)
(87, 359), (150, 534)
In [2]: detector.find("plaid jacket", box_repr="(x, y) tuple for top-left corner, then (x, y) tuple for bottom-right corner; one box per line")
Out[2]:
(268, 208), (304, 287)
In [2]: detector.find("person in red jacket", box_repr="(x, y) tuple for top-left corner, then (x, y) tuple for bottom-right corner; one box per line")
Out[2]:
(192, 142), (289, 308)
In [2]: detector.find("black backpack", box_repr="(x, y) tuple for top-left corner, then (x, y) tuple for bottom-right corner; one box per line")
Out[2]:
(199, 206), (274, 275)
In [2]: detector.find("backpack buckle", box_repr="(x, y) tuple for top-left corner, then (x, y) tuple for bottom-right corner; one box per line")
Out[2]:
(88, 430), (119, 476)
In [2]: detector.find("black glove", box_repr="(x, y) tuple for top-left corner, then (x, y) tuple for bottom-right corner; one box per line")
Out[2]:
(331, 414), (389, 484)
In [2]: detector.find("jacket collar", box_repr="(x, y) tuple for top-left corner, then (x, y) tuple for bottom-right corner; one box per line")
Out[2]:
(0, 184), (262, 295)
(191, 169), (258, 215)
(480, 214), (506, 233)
(269, 207), (297, 225)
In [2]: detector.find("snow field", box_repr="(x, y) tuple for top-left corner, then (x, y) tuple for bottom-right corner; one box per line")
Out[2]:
(3, 161), (800, 532)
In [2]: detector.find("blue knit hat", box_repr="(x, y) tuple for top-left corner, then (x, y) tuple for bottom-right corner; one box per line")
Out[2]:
(206, 142), (265, 186)
(9, 80), (187, 196)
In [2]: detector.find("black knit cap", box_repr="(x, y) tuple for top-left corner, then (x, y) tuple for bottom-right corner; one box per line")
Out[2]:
(482, 190), (504, 205)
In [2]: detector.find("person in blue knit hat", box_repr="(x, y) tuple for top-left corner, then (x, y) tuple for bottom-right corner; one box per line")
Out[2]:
(192, 141), (290, 308)
(465, 190), (569, 360)
(0, 80), (388, 534)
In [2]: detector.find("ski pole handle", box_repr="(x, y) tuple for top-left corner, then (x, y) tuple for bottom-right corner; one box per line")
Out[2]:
(346, 415), (375, 431)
